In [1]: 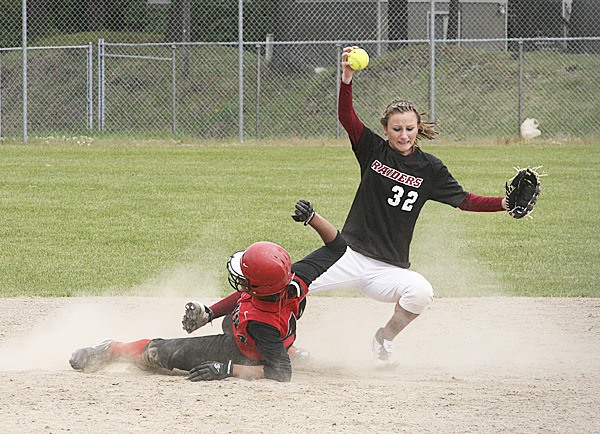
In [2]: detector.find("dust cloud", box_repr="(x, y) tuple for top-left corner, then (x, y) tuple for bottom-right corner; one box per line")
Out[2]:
(0, 264), (224, 372)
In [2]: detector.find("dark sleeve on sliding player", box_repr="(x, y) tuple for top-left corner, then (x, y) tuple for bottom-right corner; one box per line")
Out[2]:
(292, 231), (347, 286)
(247, 321), (292, 382)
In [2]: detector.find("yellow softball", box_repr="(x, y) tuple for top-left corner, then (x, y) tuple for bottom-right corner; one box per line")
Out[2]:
(347, 48), (369, 71)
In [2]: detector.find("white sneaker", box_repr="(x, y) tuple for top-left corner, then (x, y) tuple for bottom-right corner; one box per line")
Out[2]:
(372, 328), (397, 369)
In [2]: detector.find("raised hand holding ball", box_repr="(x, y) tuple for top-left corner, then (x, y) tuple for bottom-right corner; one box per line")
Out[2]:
(347, 48), (369, 71)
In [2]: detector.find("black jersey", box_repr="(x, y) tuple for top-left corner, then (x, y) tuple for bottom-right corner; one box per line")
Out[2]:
(341, 126), (468, 268)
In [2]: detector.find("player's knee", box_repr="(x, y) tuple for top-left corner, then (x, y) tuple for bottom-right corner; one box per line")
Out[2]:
(142, 339), (169, 369)
(400, 279), (434, 314)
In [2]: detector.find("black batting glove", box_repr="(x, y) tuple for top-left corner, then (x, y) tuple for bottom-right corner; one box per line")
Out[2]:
(291, 199), (315, 226)
(188, 360), (233, 381)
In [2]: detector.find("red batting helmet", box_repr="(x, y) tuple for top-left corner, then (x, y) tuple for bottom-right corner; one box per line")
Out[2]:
(227, 241), (293, 297)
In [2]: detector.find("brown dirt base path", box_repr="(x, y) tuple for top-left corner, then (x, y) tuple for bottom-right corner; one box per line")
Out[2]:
(0, 296), (598, 433)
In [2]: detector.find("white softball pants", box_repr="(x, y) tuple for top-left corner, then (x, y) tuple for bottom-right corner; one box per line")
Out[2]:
(309, 247), (434, 314)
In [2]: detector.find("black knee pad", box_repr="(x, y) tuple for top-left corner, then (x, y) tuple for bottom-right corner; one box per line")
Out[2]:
(142, 339), (169, 369)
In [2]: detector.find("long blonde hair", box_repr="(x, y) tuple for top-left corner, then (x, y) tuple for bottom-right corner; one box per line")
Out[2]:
(380, 99), (439, 145)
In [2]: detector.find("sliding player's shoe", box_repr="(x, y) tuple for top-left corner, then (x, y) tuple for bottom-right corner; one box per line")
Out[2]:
(69, 339), (114, 373)
(288, 345), (311, 366)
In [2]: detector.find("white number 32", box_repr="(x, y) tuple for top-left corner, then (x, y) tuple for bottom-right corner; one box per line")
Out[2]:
(387, 186), (418, 211)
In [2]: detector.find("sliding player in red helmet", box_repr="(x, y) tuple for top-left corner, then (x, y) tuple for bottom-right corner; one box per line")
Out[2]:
(69, 200), (346, 382)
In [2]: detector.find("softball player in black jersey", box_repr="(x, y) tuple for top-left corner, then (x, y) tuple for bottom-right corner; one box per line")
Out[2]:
(309, 46), (509, 368)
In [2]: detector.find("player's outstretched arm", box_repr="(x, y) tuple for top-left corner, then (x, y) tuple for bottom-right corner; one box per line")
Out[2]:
(182, 292), (241, 333)
(187, 361), (268, 381)
(458, 167), (542, 217)
(341, 46), (357, 85)
(187, 360), (266, 381)
(292, 199), (338, 244)
(307, 212), (338, 244)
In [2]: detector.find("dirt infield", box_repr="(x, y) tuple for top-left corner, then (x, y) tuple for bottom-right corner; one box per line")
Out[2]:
(0, 296), (598, 433)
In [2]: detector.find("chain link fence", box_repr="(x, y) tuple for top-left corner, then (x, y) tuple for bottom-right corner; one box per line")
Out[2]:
(1, 0), (599, 141)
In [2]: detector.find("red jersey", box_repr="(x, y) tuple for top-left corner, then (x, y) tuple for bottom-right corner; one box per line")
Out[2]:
(231, 277), (308, 360)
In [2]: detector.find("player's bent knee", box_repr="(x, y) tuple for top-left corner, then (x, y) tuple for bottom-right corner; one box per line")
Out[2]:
(400, 280), (434, 315)
(142, 339), (169, 370)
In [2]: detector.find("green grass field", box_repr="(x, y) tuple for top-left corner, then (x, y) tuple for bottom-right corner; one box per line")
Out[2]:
(0, 138), (598, 298)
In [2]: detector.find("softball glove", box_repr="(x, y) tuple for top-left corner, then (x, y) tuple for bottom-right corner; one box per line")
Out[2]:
(505, 167), (542, 219)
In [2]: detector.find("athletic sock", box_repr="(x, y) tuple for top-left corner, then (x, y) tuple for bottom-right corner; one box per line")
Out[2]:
(109, 339), (151, 359)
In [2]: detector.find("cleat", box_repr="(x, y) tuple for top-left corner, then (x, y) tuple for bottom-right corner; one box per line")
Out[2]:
(69, 339), (114, 373)
(372, 328), (398, 369)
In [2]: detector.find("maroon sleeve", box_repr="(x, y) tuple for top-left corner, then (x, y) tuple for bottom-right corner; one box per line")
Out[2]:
(458, 193), (505, 212)
(338, 81), (364, 144)
(209, 292), (241, 319)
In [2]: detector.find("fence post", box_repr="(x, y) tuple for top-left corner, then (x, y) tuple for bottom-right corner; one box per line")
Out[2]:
(238, 0), (244, 143)
(265, 34), (273, 63)
(518, 40), (524, 135)
(428, 0), (436, 120)
(22, 0), (28, 144)
(336, 44), (341, 139)
(182, 0), (191, 78)
(255, 44), (262, 140)
(376, 0), (382, 56)
(503, 2), (509, 52)
(0, 53), (3, 138)
(98, 38), (105, 132)
(87, 43), (93, 131)
(172, 45), (177, 135)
